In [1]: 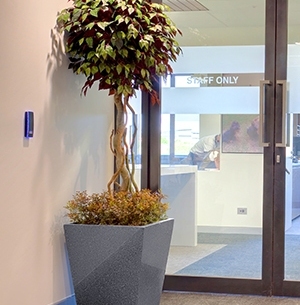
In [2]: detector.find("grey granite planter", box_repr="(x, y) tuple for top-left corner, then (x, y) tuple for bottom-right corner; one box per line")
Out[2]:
(64, 218), (174, 305)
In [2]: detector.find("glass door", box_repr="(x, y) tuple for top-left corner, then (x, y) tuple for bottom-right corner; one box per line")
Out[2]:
(158, 0), (300, 296)
(282, 0), (300, 296)
(161, 0), (267, 295)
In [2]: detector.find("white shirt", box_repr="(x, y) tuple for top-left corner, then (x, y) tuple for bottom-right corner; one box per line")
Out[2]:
(190, 135), (218, 155)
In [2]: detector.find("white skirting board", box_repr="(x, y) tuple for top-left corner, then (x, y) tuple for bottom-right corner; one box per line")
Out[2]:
(197, 226), (263, 235)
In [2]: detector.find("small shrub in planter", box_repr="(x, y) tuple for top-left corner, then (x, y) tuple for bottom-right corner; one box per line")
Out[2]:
(65, 189), (169, 226)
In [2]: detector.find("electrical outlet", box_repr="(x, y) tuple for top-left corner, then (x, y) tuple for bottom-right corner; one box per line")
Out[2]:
(237, 208), (247, 215)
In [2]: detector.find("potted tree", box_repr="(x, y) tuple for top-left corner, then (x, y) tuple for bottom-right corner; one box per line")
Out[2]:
(56, 0), (181, 304)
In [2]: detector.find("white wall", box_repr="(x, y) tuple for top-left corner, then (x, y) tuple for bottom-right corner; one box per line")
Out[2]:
(0, 1), (114, 304)
(197, 154), (264, 233)
(199, 114), (220, 138)
(161, 45), (300, 233)
(288, 45), (300, 112)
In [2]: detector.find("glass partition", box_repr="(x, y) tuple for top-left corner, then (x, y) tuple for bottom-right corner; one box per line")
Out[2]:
(162, 1), (265, 279)
(285, 0), (300, 279)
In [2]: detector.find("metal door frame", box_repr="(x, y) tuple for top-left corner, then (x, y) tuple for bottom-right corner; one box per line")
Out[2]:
(139, 0), (300, 297)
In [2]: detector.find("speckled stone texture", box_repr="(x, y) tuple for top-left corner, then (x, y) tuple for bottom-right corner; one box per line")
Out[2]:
(64, 219), (174, 305)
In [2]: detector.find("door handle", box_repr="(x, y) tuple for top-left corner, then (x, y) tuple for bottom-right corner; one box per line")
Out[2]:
(259, 80), (271, 147)
(276, 80), (289, 147)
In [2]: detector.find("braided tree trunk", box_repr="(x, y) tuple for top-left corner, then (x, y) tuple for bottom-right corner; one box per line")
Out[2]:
(107, 93), (138, 193)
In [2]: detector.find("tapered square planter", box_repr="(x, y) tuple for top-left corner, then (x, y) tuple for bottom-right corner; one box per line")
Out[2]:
(64, 218), (174, 305)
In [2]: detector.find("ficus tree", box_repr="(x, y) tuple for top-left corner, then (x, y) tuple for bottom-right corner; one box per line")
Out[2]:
(57, 0), (181, 194)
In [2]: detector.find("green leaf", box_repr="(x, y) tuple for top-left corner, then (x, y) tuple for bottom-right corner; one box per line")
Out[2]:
(117, 16), (124, 24)
(115, 38), (123, 50)
(99, 63), (106, 72)
(87, 51), (95, 60)
(106, 45), (116, 59)
(86, 37), (93, 48)
(81, 12), (88, 22)
(154, 24), (162, 32)
(141, 69), (146, 78)
(139, 39), (149, 50)
(91, 0), (101, 9)
(97, 22), (108, 30)
(117, 85), (124, 94)
(144, 16), (150, 25)
(116, 64), (123, 75)
(72, 8), (81, 21)
(136, 50), (141, 59)
(100, 48), (107, 60)
(149, 12), (156, 20)
(124, 65), (131, 74)
(146, 57), (155, 66)
(60, 12), (70, 23)
(91, 66), (98, 74)
(126, 45), (135, 50)
(144, 81), (152, 90)
(79, 38), (85, 45)
(144, 34), (154, 42)
(135, 8), (142, 18)
(117, 31), (126, 39)
(65, 24), (72, 32)
(86, 22), (95, 30)
(156, 63), (166, 74)
(128, 7), (134, 15)
(124, 85), (132, 95)
(85, 67), (91, 76)
(91, 8), (100, 17)
(119, 48), (128, 58)
(128, 24), (139, 39)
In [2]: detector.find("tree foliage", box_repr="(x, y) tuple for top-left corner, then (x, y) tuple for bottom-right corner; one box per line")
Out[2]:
(57, 0), (182, 100)
(57, 0), (181, 201)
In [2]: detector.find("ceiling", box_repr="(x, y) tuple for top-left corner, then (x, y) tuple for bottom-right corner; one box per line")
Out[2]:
(163, 0), (300, 46)
(163, 0), (208, 12)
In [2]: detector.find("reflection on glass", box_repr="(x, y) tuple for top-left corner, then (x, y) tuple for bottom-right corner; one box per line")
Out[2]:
(285, 0), (300, 280)
(161, 114), (220, 170)
(182, 134), (220, 170)
(161, 112), (263, 279)
(148, 0), (268, 280)
(285, 113), (300, 280)
(127, 94), (141, 188)
(222, 114), (262, 154)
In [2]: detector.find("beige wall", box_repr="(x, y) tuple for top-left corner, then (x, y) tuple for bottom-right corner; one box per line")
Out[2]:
(0, 1), (113, 304)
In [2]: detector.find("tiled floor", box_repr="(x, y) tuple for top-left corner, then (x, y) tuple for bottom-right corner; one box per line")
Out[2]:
(160, 292), (300, 305)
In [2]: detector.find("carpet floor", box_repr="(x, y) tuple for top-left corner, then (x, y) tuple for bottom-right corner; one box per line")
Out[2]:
(167, 218), (300, 280)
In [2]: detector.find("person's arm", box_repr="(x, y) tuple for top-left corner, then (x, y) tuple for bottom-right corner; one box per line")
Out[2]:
(214, 152), (220, 170)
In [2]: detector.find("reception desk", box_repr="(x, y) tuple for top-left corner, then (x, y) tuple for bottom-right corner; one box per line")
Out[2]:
(134, 165), (198, 246)
(161, 165), (198, 247)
